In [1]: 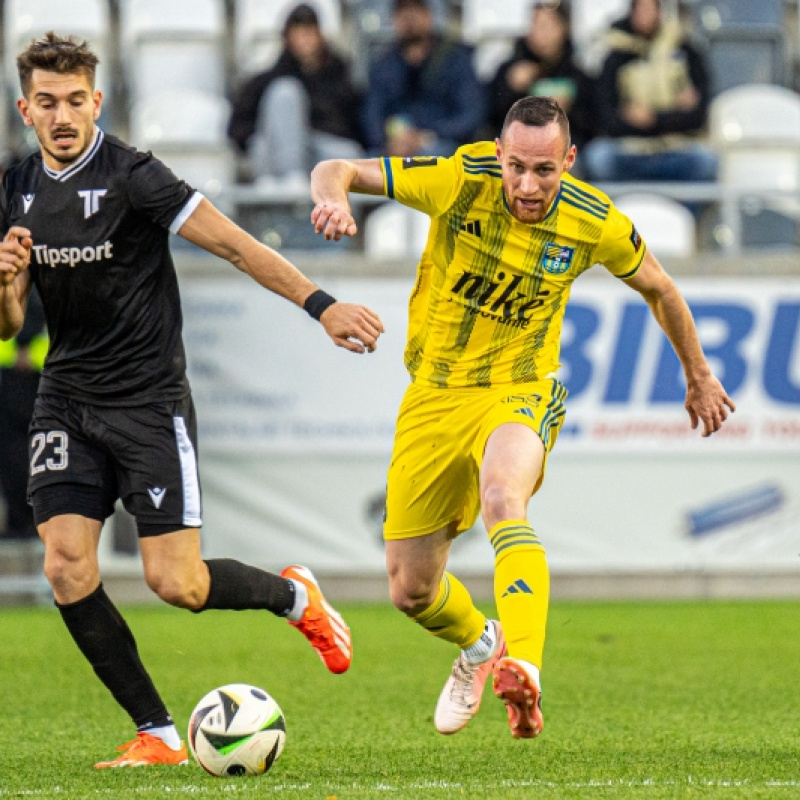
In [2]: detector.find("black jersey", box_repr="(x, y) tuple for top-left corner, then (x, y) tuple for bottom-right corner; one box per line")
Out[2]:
(0, 129), (201, 406)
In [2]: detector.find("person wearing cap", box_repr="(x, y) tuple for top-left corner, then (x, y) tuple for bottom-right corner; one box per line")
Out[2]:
(362, 0), (485, 158)
(227, 3), (364, 184)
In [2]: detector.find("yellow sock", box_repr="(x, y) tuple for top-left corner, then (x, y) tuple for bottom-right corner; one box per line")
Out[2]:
(490, 519), (549, 668)
(411, 572), (487, 649)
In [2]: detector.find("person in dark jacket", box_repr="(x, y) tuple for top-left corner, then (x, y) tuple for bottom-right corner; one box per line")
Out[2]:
(486, 3), (595, 150)
(227, 3), (363, 183)
(362, 0), (485, 157)
(583, 0), (718, 182)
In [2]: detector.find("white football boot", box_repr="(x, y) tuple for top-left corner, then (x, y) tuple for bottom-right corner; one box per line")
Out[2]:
(434, 620), (507, 734)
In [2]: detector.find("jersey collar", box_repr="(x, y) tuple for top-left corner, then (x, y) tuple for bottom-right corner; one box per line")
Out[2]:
(42, 127), (104, 183)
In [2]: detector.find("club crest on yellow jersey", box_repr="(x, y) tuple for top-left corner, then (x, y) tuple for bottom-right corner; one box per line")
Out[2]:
(541, 242), (575, 274)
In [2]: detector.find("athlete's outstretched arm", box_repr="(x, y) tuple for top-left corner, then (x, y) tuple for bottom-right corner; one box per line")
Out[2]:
(177, 198), (383, 353)
(625, 248), (735, 436)
(310, 158), (385, 242)
(0, 227), (33, 340)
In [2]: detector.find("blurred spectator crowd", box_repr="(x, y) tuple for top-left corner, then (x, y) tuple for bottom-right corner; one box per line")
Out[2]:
(0, 0), (799, 254)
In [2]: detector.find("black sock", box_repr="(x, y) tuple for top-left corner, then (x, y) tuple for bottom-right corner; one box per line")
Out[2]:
(199, 559), (295, 616)
(57, 584), (172, 730)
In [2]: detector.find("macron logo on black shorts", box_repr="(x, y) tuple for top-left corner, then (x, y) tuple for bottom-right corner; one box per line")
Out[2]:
(32, 241), (113, 268)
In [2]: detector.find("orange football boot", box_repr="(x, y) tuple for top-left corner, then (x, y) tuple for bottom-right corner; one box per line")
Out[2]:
(94, 732), (189, 768)
(280, 564), (352, 674)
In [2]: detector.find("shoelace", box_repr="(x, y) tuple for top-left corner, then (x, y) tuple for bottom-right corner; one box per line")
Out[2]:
(448, 657), (479, 704)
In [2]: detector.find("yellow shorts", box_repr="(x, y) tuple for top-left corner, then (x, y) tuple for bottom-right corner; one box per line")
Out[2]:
(383, 378), (568, 540)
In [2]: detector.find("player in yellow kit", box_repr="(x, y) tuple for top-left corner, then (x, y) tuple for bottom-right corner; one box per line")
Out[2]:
(310, 97), (734, 739)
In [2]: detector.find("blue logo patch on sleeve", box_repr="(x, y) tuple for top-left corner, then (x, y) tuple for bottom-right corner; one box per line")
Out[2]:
(541, 242), (575, 274)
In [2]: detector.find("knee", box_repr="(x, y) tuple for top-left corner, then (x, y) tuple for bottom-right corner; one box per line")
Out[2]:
(42, 538), (98, 601)
(145, 564), (208, 611)
(388, 572), (438, 617)
(44, 547), (97, 599)
(261, 77), (306, 118)
(481, 482), (527, 531)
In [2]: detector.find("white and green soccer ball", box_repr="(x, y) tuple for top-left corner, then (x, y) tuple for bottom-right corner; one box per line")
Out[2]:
(188, 683), (286, 777)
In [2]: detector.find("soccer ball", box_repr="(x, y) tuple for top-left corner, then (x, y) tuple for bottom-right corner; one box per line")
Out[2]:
(188, 683), (286, 776)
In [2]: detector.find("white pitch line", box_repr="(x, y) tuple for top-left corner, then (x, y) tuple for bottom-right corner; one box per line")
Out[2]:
(3, 778), (800, 796)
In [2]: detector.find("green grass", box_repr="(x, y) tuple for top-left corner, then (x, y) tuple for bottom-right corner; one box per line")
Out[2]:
(1, 600), (799, 799)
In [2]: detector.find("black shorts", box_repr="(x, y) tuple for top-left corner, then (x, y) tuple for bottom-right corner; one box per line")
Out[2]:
(28, 394), (202, 537)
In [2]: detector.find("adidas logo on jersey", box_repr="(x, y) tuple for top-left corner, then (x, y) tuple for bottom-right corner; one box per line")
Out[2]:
(31, 241), (113, 268)
(501, 579), (534, 597)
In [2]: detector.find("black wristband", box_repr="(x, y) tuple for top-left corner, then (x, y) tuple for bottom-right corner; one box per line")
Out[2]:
(303, 289), (337, 321)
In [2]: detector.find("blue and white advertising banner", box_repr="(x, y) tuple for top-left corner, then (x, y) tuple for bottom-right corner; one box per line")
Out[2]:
(169, 274), (800, 579)
(183, 275), (800, 454)
(558, 276), (800, 452)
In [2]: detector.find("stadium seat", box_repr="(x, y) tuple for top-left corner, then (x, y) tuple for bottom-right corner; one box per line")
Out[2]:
(710, 84), (800, 248)
(460, 0), (529, 81)
(460, 0), (531, 44)
(364, 203), (430, 259)
(121, 0), (227, 101)
(234, 0), (343, 75)
(614, 193), (696, 258)
(569, 0), (629, 73)
(703, 37), (785, 97)
(691, 0), (785, 95)
(130, 90), (234, 202)
(710, 84), (800, 146)
(693, 0), (783, 31)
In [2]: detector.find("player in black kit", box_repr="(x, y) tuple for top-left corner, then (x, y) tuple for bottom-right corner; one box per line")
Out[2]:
(0, 33), (383, 768)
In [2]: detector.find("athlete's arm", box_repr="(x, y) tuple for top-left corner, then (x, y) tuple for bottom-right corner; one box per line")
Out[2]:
(0, 227), (33, 340)
(624, 248), (735, 436)
(176, 198), (384, 354)
(310, 158), (385, 241)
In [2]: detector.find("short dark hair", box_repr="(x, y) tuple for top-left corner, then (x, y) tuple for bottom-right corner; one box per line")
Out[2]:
(17, 32), (99, 98)
(393, 0), (430, 13)
(533, 1), (570, 25)
(283, 3), (320, 35)
(500, 96), (571, 150)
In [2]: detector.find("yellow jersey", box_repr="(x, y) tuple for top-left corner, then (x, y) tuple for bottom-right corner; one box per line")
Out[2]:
(380, 141), (647, 389)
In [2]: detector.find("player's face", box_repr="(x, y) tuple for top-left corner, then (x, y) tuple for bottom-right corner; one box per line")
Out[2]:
(496, 121), (576, 225)
(17, 70), (102, 171)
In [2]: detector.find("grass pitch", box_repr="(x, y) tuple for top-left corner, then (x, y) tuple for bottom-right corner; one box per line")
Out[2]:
(0, 599), (798, 799)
